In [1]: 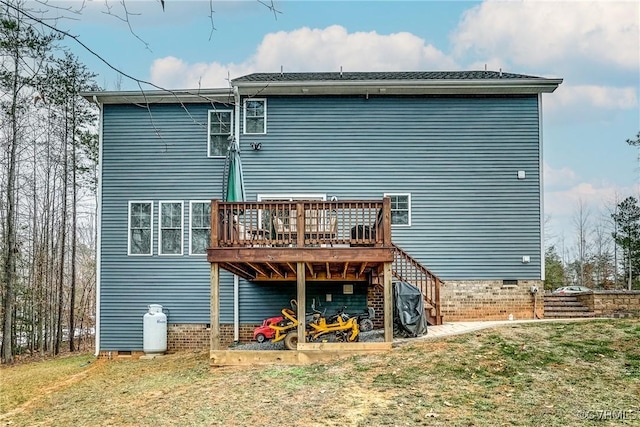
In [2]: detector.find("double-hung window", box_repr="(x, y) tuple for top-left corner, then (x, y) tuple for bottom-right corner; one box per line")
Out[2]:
(384, 193), (411, 226)
(128, 201), (153, 255)
(244, 98), (266, 134)
(208, 110), (233, 157)
(189, 201), (211, 255)
(159, 201), (183, 255)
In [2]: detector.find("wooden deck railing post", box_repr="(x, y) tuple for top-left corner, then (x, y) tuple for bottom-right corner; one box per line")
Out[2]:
(296, 202), (305, 247)
(382, 197), (391, 247)
(435, 277), (442, 324)
(210, 200), (219, 248)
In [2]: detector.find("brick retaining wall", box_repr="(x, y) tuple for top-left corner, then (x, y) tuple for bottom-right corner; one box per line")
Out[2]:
(576, 291), (640, 318)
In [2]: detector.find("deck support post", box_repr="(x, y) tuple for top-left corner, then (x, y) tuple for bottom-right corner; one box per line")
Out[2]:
(383, 261), (393, 342)
(296, 262), (306, 346)
(210, 263), (220, 351)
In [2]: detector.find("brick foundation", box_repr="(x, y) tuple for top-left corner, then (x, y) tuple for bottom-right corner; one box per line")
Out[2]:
(219, 323), (260, 347)
(97, 350), (145, 359)
(440, 280), (544, 321)
(99, 281), (557, 355)
(167, 324), (210, 352)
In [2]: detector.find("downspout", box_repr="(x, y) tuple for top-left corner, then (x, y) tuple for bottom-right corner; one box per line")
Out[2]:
(233, 86), (241, 343)
(538, 93), (544, 320)
(538, 93), (545, 282)
(94, 95), (103, 357)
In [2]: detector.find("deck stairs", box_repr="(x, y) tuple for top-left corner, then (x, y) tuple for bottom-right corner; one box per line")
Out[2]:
(543, 294), (595, 319)
(391, 244), (442, 325)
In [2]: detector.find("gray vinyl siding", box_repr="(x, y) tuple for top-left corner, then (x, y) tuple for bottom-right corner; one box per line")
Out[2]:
(100, 104), (231, 350)
(238, 95), (541, 279)
(100, 94), (542, 350)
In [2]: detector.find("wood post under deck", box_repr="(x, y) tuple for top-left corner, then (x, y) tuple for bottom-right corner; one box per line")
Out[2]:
(210, 263), (220, 351)
(383, 261), (393, 343)
(296, 262), (306, 345)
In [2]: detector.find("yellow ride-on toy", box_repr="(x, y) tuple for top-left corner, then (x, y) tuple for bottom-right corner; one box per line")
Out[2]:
(270, 300), (360, 350)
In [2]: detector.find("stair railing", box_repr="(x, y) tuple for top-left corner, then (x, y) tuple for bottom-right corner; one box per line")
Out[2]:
(391, 243), (442, 325)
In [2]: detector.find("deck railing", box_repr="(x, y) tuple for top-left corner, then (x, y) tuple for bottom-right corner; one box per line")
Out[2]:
(210, 199), (391, 248)
(391, 243), (442, 324)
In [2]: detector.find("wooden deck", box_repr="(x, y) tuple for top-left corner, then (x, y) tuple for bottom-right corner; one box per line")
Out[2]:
(206, 198), (441, 363)
(207, 199), (393, 283)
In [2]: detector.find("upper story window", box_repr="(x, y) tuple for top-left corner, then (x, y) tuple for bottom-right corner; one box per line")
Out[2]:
(208, 110), (233, 157)
(189, 201), (211, 255)
(159, 201), (183, 255)
(128, 201), (153, 256)
(384, 193), (411, 226)
(244, 98), (266, 134)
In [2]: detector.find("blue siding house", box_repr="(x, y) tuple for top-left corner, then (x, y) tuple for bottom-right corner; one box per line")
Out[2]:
(88, 71), (561, 355)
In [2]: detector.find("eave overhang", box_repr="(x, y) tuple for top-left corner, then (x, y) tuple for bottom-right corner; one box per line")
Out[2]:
(81, 88), (234, 105)
(82, 78), (562, 104)
(234, 78), (563, 97)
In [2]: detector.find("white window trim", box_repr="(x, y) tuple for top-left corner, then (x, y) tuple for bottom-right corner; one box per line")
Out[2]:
(384, 193), (412, 227)
(127, 200), (153, 256)
(207, 109), (233, 158)
(158, 200), (184, 256)
(189, 200), (211, 256)
(257, 194), (326, 202)
(243, 98), (267, 135)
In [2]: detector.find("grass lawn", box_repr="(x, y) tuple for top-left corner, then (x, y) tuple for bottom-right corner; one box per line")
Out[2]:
(1, 319), (638, 426)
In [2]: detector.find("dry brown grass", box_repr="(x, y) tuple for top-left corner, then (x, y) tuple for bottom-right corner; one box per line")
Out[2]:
(1, 319), (639, 426)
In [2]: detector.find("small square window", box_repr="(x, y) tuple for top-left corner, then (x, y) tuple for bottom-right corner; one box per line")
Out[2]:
(244, 99), (266, 134)
(384, 193), (411, 226)
(208, 110), (233, 157)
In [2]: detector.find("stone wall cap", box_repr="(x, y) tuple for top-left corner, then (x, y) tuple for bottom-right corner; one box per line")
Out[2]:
(593, 290), (640, 295)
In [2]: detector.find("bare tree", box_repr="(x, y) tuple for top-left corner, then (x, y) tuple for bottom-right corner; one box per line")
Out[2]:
(572, 199), (591, 287)
(0, 1), (58, 364)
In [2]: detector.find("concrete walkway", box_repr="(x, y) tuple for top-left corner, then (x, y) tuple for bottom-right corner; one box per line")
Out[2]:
(395, 317), (603, 344)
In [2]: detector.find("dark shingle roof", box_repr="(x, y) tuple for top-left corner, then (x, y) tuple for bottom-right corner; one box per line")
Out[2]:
(233, 71), (542, 83)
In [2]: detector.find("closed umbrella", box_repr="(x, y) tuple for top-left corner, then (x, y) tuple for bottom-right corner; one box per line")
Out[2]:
(223, 137), (245, 345)
(225, 137), (245, 203)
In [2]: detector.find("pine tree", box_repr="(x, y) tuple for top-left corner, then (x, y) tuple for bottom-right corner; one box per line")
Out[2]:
(611, 197), (640, 290)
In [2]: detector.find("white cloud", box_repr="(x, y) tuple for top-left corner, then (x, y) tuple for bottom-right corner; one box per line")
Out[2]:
(544, 162), (578, 189)
(452, 0), (639, 71)
(150, 56), (251, 89)
(549, 85), (638, 111)
(543, 84), (639, 122)
(546, 182), (630, 217)
(252, 25), (457, 72)
(544, 181), (636, 243)
(150, 25), (458, 89)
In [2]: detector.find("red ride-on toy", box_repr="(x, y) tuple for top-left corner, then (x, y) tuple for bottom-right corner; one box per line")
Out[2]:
(253, 316), (284, 343)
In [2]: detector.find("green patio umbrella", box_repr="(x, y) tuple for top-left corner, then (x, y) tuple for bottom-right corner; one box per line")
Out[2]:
(223, 137), (245, 345)
(224, 137), (246, 203)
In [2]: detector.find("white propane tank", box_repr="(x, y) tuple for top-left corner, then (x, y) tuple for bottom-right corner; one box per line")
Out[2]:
(143, 304), (167, 354)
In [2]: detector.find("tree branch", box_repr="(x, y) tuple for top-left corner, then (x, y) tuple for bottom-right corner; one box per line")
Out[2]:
(101, 0), (151, 52)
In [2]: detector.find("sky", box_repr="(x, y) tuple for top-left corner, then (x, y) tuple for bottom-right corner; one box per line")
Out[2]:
(47, 0), (639, 251)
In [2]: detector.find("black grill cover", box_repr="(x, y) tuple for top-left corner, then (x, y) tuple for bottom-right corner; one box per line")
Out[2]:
(393, 281), (428, 337)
